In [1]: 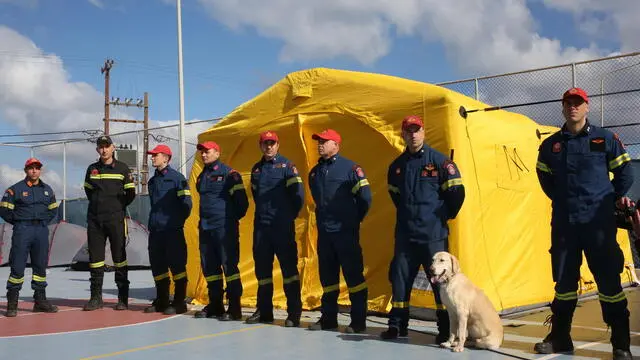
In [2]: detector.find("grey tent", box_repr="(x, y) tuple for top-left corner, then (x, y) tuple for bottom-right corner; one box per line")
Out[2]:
(70, 217), (150, 270)
(0, 221), (87, 267)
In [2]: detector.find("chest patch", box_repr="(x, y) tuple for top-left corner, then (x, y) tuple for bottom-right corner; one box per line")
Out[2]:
(590, 137), (606, 152)
(44, 191), (49, 196)
(91, 169), (99, 175)
(421, 163), (438, 177)
(22, 191), (29, 197)
(552, 142), (561, 153)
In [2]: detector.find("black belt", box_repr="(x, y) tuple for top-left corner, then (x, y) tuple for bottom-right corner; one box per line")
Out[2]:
(15, 220), (47, 225)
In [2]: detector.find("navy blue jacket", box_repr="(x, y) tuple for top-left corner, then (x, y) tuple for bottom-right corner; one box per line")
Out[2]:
(196, 160), (249, 230)
(0, 178), (58, 225)
(387, 145), (465, 242)
(250, 154), (304, 226)
(536, 121), (633, 225)
(308, 154), (372, 233)
(148, 165), (193, 232)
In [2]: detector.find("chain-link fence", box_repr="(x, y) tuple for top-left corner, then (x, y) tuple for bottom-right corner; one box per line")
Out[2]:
(437, 51), (640, 156)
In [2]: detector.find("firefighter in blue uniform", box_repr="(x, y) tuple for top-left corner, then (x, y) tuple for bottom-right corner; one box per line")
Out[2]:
(381, 115), (465, 342)
(307, 129), (372, 333)
(83, 135), (136, 311)
(245, 131), (304, 327)
(535, 88), (633, 360)
(194, 140), (249, 321)
(0, 158), (59, 317)
(144, 144), (192, 315)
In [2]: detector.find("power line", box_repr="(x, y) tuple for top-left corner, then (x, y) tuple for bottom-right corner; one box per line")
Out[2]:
(0, 129), (102, 138)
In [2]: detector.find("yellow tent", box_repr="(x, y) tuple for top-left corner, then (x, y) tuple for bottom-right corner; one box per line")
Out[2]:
(182, 67), (637, 315)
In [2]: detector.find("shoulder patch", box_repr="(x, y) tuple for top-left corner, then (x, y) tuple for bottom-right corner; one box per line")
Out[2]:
(6, 188), (14, 196)
(229, 170), (240, 181)
(289, 163), (299, 175)
(443, 160), (457, 176)
(614, 133), (626, 149)
(353, 164), (365, 178)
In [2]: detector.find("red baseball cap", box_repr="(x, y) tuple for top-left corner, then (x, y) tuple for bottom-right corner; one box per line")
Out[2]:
(312, 129), (342, 144)
(259, 130), (279, 143)
(24, 157), (42, 168)
(402, 115), (424, 130)
(197, 141), (220, 152)
(147, 144), (172, 156)
(563, 87), (589, 103)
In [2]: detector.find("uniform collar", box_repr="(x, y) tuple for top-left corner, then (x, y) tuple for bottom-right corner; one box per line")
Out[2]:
(24, 178), (44, 187)
(98, 158), (117, 168)
(406, 144), (426, 158)
(155, 165), (171, 176)
(205, 159), (220, 170)
(318, 153), (339, 164)
(561, 120), (591, 137)
(261, 153), (280, 164)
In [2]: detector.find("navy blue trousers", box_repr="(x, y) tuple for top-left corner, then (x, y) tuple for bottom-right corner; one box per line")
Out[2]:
(6, 222), (49, 291)
(199, 223), (242, 300)
(253, 222), (301, 316)
(387, 238), (447, 330)
(149, 228), (188, 282)
(550, 217), (629, 324)
(317, 229), (368, 325)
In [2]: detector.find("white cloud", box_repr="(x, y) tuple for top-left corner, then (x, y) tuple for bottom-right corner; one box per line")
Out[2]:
(196, 0), (611, 74)
(88, 0), (105, 9)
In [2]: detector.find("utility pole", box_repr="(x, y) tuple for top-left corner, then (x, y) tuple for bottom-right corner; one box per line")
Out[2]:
(101, 59), (151, 194)
(101, 59), (114, 135)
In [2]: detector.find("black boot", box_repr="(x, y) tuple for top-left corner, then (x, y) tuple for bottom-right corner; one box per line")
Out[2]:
(220, 296), (242, 321)
(533, 315), (574, 354)
(83, 278), (104, 311)
(145, 278), (170, 313)
(33, 289), (58, 313)
(245, 309), (274, 324)
(164, 279), (188, 315)
(610, 316), (633, 360)
(284, 312), (300, 327)
(435, 309), (450, 344)
(115, 286), (129, 310)
(308, 315), (338, 331)
(5, 289), (19, 317)
(194, 288), (224, 319)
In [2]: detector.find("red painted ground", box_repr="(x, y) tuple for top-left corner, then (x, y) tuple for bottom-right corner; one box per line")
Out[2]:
(0, 299), (175, 337)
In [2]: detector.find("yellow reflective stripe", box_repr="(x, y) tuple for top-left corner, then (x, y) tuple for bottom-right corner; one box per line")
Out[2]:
(228, 184), (245, 196)
(173, 272), (187, 280)
(441, 178), (463, 191)
(48, 202), (58, 210)
(0, 201), (14, 210)
(177, 189), (191, 196)
(114, 260), (128, 268)
(124, 183), (135, 189)
(388, 184), (400, 194)
(537, 161), (552, 173)
(599, 291), (627, 303)
(124, 219), (128, 237)
(90, 261), (105, 268)
(90, 174), (125, 180)
(323, 284), (340, 293)
(226, 273), (240, 282)
(8, 276), (24, 284)
(84, 182), (94, 189)
(286, 176), (302, 187)
(205, 274), (223, 282)
(555, 291), (578, 300)
(258, 278), (273, 285)
(351, 179), (370, 194)
(154, 273), (170, 281)
(32, 275), (46, 282)
(283, 275), (299, 284)
(392, 301), (409, 308)
(609, 153), (631, 170)
(348, 282), (367, 293)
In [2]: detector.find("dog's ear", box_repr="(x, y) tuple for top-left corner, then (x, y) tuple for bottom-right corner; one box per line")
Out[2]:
(449, 253), (461, 274)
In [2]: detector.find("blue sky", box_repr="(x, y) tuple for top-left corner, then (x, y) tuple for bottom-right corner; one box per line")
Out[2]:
(0, 0), (639, 198)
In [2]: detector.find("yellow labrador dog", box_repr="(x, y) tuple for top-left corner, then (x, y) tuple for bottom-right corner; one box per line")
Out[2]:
(429, 251), (503, 352)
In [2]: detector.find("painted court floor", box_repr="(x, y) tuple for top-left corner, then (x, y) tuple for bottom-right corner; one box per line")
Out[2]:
(0, 268), (638, 360)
